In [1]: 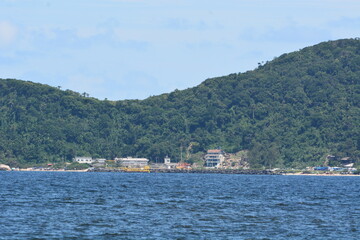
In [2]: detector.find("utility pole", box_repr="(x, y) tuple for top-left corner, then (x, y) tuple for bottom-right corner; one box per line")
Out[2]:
(180, 144), (183, 162)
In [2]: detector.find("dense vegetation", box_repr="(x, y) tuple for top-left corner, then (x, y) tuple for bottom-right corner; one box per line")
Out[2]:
(0, 39), (359, 168)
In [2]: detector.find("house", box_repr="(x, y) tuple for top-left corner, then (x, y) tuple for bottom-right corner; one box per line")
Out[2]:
(341, 157), (354, 168)
(205, 149), (225, 168)
(114, 157), (149, 168)
(74, 156), (93, 164)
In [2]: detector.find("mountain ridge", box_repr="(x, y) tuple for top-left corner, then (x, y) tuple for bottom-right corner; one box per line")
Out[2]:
(0, 38), (359, 167)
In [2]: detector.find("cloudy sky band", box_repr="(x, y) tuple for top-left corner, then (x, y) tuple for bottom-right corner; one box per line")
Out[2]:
(0, 0), (359, 100)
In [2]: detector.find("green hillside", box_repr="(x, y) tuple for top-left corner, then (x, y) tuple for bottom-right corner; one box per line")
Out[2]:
(0, 39), (359, 168)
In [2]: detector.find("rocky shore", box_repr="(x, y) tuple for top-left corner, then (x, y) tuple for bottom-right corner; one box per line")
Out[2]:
(88, 168), (278, 175)
(152, 169), (278, 175)
(6, 168), (359, 176)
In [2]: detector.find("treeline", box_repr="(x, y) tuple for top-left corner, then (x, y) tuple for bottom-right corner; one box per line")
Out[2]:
(0, 38), (359, 168)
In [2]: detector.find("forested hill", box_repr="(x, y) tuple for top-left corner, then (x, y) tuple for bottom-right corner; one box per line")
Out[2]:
(0, 38), (359, 168)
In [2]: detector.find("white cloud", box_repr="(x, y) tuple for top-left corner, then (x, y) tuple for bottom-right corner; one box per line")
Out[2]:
(0, 21), (17, 46)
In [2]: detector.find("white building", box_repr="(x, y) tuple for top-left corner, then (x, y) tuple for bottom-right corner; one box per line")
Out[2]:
(115, 157), (149, 168)
(164, 156), (177, 169)
(205, 149), (225, 168)
(74, 156), (93, 164)
(164, 156), (171, 164)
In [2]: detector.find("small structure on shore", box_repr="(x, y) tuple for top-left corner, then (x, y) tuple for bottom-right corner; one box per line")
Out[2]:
(164, 156), (171, 164)
(92, 158), (106, 167)
(164, 156), (177, 169)
(341, 157), (354, 168)
(176, 162), (191, 169)
(115, 157), (149, 168)
(0, 164), (11, 171)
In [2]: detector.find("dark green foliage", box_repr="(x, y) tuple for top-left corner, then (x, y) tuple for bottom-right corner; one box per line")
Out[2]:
(0, 39), (359, 167)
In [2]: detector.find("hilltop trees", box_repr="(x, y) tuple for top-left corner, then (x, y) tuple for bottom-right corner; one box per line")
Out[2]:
(0, 39), (359, 167)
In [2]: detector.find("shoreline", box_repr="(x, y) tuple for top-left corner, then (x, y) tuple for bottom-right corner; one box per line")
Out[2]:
(283, 173), (360, 176)
(12, 168), (89, 172)
(4, 168), (359, 176)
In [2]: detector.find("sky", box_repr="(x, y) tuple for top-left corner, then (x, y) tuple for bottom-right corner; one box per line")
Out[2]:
(0, 0), (359, 100)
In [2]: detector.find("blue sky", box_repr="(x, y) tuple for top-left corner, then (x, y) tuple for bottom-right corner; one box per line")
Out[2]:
(0, 0), (359, 100)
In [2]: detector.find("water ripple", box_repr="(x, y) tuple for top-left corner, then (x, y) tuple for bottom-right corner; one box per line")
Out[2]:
(1, 172), (360, 239)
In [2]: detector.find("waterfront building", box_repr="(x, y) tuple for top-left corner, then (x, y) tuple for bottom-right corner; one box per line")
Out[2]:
(164, 156), (177, 169)
(74, 156), (93, 164)
(341, 157), (354, 168)
(115, 157), (149, 168)
(205, 149), (225, 168)
(164, 156), (171, 164)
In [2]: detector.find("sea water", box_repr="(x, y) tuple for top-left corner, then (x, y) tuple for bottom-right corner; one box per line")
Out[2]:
(1, 172), (359, 239)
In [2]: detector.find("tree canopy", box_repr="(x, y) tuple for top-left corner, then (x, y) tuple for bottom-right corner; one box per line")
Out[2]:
(0, 38), (359, 168)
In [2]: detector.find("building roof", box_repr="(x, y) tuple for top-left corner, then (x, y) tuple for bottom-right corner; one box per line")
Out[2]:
(75, 156), (92, 159)
(207, 149), (223, 154)
(116, 157), (149, 162)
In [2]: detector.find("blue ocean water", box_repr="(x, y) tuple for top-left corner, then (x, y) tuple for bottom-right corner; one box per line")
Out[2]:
(1, 172), (359, 239)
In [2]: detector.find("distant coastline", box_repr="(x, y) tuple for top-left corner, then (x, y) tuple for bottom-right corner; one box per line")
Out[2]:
(11, 168), (88, 173)
(282, 172), (360, 177)
(4, 168), (359, 176)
